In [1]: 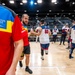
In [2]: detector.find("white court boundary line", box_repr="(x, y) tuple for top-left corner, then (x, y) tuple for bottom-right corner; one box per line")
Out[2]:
(56, 67), (62, 75)
(56, 67), (66, 75)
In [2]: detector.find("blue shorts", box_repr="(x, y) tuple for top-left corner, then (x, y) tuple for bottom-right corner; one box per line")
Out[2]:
(40, 43), (50, 50)
(71, 43), (75, 48)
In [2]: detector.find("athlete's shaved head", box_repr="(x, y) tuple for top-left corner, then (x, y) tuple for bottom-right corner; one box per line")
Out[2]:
(21, 14), (29, 25)
(40, 19), (45, 24)
(22, 14), (29, 19)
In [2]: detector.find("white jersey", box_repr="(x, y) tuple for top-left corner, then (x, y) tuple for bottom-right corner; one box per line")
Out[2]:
(39, 25), (50, 44)
(62, 26), (66, 29)
(71, 25), (75, 43)
(62, 26), (69, 30)
(35, 26), (40, 32)
(52, 28), (59, 35)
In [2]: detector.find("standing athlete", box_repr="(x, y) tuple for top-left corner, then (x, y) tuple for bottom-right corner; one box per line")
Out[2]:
(0, 3), (23, 75)
(60, 24), (69, 45)
(19, 14), (33, 74)
(52, 26), (59, 43)
(31, 19), (51, 60)
(69, 20), (75, 59)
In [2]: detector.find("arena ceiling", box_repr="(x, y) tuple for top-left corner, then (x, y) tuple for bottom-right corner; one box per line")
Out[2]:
(1, 0), (75, 18)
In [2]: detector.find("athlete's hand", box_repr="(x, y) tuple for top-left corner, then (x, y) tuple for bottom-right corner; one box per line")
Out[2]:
(30, 28), (34, 34)
(5, 68), (15, 75)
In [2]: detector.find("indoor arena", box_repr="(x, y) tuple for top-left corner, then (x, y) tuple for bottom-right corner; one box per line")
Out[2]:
(0, 0), (75, 75)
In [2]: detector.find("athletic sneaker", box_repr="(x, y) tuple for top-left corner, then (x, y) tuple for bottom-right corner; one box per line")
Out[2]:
(69, 54), (74, 59)
(45, 50), (48, 55)
(63, 43), (65, 45)
(59, 44), (61, 45)
(41, 56), (44, 60)
(19, 61), (23, 67)
(66, 47), (70, 49)
(25, 67), (33, 74)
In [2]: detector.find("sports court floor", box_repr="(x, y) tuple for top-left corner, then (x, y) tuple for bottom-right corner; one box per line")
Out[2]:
(16, 42), (75, 75)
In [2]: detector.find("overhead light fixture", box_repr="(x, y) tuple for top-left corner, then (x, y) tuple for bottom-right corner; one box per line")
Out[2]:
(49, 10), (52, 12)
(9, 0), (14, 4)
(37, 10), (39, 12)
(54, 2), (57, 4)
(2, 3), (5, 5)
(72, 15), (74, 17)
(34, 2), (37, 5)
(72, 2), (75, 5)
(47, 13), (49, 15)
(36, 14), (38, 15)
(20, 2), (23, 5)
(22, 0), (27, 3)
(37, 0), (42, 3)
(52, 0), (57, 3)
(24, 10), (27, 12)
(30, 1), (34, 5)
(68, 13), (71, 15)
(57, 13), (59, 15)
(66, 0), (69, 2)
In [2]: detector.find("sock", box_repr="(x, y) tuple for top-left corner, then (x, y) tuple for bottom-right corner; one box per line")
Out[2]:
(45, 50), (48, 54)
(26, 66), (29, 69)
(69, 54), (72, 58)
(19, 61), (22, 67)
(19, 61), (21, 62)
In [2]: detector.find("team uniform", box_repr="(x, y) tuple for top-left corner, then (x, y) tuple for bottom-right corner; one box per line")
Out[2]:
(35, 26), (40, 42)
(39, 25), (50, 58)
(66, 27), (71, 49)
(21, 25), (30, 56)
(68, 36), (71, 45)
(69, 25), (75, 58)
(60, 26), (69, 45)
(52, 28), (59, 43)
(0, 5), (22, 75)
(19, 24), (33, 74)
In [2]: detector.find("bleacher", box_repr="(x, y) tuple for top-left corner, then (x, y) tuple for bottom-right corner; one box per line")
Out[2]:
(27, 17), (72, 42)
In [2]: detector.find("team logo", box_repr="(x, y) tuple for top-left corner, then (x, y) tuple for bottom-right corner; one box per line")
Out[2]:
(0, 19), (6, 29)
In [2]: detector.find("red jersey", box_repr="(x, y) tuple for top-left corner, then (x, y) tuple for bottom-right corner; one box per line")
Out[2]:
(21, 25), (29, 46)
(0, 5), (22, 75)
